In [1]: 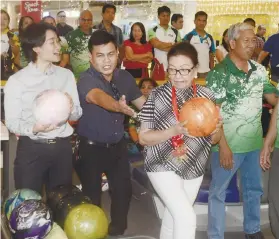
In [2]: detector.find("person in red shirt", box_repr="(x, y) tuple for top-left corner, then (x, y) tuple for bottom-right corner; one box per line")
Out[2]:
(124, 22), (153, 78)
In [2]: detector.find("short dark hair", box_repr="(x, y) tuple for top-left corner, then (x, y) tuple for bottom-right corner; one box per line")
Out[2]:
(102, 4), (116, 14)
(138, 78), (158, 89)
(195, 11), (208, 20)
(57, 10), (65, 16)
(171, 14), (183, 24)
(129, 22), (147, 44)
(88, 30), (117, 53)
(158, 6), (171, 16)
(18, 16), (34, 39)
(167, 42), (198, 67)
(222, 29), (229, 53)
(1, 9), (10, 24)
(21, 23), (58, 62)
(257, 25), (265, 31)
(244, 18), (256, 25)
(41, 16), (56, 26)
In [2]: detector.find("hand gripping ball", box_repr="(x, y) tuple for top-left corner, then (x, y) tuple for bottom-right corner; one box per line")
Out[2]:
(179, 97), (219, 137)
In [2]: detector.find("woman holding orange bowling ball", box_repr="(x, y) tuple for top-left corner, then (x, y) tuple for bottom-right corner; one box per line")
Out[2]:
(138, 42), (222, 239)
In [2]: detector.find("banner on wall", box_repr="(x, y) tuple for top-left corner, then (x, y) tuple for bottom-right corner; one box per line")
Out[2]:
(20, 0), (42, 23)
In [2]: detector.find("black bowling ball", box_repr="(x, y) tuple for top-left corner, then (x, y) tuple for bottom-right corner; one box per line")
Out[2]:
(47, 185), (82, 212)
(54, 194), (92, 228)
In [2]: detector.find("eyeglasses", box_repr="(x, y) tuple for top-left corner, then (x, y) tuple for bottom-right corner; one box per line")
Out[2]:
(81, 18), (92, 22)
(167, 67), (195, 76)
(58, 15), (66, 18)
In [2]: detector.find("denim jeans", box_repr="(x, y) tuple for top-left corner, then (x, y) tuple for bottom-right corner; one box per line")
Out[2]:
(207, 150), (263, 239)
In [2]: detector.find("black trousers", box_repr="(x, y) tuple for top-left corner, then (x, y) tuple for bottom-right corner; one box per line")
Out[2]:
(14, 136), (73, 194)
(261, 100), (271, 138)
(75, 137), (132, 231)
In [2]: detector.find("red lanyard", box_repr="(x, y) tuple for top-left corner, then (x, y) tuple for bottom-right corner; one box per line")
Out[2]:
(171, 81), (197, 149)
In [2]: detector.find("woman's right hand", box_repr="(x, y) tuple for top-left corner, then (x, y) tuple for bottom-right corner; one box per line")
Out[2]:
(170, 121), (193, 137)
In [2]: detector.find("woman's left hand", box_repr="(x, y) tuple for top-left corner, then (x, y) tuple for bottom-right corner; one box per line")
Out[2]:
(211, 106), (223, 135)
(211, 117), (223, 135)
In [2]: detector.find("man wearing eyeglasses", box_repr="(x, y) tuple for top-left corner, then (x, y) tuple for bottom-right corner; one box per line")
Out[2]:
(76, 30), (146, 236)
(56, 11), (73, 37)
(60, 10), (93, 80)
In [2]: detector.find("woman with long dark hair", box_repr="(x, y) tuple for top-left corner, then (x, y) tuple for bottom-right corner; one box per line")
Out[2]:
(216, 29), (229, 63)
(18, 16), (34, 68)
(123, 22), (153, 78)
(18, 16), (34, 39)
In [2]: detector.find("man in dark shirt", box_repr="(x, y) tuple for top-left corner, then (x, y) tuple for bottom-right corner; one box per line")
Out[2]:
(93, 4), (124, 66)
(56, 11), (73, 37)
(76, 30), (145, 236)
(93, 4), (123, 47)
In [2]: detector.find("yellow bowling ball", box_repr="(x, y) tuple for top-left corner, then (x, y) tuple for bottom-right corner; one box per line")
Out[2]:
(64, 203), (108, 239)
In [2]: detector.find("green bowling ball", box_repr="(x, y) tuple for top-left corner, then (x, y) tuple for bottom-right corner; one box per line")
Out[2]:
(64, 203), (108, 239)
(45, 222), (68, 239)
(4, 189), (42, 220)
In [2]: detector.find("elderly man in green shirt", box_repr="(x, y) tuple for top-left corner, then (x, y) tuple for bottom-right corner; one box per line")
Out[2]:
(60, 10), (93, 80)
(206, 23), (278, 239)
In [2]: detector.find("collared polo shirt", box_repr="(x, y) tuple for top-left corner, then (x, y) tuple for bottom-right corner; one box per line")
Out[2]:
(148, 25), (181, 71)
(263, 33), (279, 81)
(57, 23), (74, 37)
(63, 27), (93, 79)
(77, 66), (142, 144)
(93, 22), (123, 47)
(183, 29), (215, 73)
(4, 62), (82, 139)
(206, 56), (278, 153)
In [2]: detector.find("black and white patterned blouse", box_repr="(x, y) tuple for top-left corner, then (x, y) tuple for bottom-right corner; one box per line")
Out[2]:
(138, 81), (216, 180)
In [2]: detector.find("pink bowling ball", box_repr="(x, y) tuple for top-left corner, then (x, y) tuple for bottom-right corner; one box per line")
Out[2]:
(33, 89), (71, 126)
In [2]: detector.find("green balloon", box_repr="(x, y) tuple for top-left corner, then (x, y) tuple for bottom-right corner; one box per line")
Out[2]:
(45, 223), (67, 239)
(64, 203), (108, 239)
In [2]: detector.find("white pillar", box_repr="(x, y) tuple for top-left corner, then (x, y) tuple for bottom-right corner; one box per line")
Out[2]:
(7, 1), (19, 30)
(181, 1), (197, 37)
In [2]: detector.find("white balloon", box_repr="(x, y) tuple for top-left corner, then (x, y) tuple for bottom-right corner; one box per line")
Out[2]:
(33, 89), (71, 126)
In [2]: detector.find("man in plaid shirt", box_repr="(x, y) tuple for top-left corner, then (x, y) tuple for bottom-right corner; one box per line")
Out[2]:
(244, 18), (264, 61)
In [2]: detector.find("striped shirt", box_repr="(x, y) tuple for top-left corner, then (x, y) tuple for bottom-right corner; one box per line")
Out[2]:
(138, 81), (215, 180)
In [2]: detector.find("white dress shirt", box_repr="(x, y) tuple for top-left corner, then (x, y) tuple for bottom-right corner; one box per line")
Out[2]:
(4, 62), (82, 139)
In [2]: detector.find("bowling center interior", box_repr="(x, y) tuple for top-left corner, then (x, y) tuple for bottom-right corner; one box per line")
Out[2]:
(1, 0), (279, 239)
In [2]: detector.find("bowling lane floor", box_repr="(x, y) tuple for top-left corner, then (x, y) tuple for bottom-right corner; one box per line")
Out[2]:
(72, 172), (274, 239)
(101, 192), (275, 239)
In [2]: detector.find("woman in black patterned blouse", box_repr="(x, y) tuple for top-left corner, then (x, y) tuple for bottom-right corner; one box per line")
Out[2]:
(138, 42), (222, 239)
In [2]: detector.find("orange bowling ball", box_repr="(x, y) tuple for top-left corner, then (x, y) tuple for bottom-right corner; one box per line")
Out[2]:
(179, 97), (219, 137)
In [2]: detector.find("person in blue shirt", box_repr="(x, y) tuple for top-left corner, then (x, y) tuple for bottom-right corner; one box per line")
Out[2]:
(183, 11), (215, 78)
(258, 32), (279, 84)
